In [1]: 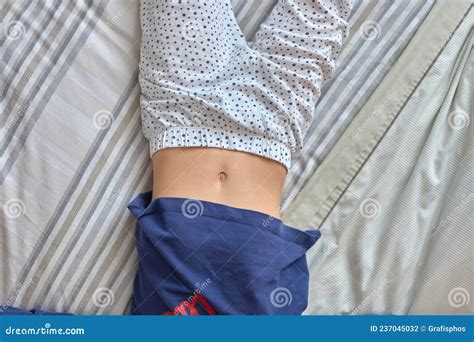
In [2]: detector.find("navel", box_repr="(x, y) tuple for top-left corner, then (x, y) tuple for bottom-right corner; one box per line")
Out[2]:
(218, 171), (227, 181)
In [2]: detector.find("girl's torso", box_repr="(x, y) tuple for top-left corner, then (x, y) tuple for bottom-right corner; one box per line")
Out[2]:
(152, 147), (287, 218)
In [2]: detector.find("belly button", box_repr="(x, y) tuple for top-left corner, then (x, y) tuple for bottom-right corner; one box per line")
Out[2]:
(218, 171), (227, 181)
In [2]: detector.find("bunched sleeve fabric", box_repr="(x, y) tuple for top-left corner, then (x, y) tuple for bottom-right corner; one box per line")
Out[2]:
(252, 0), (353, 158)
(254, 0), (352, 85)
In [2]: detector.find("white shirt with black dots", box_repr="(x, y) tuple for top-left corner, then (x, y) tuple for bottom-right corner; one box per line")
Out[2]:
(139, 0), (353, 170)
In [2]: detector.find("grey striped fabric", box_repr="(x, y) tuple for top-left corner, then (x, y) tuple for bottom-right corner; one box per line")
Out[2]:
(231, 0), (277, 40)
(0, 1), (434, 314)
(1, 0), (108, 183)
(281, 0), (435, 210)
(302, 5), (474, 313)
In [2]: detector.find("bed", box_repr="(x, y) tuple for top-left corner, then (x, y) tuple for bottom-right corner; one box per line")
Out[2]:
(3, 0), (464, 315)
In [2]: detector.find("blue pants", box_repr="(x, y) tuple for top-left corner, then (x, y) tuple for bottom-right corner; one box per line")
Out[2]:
(1, 193), (319, 315)
(128, 192), (319, 315)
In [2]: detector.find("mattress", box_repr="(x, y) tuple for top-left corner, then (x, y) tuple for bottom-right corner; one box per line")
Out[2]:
(1, 0), (435, 314)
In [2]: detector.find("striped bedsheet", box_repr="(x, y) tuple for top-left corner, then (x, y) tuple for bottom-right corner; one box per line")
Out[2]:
(0, 1), (433, 314)
(282, 0), (436, 209)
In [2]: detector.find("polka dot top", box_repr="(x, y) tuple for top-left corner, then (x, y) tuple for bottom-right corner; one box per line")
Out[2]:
(139, 0), (353, 170)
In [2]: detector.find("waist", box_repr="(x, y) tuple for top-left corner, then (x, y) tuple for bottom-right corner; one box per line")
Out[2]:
(152, 147), (287, 218)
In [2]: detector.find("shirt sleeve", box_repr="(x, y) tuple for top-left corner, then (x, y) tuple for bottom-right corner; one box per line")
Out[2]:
(253, 0), (353, 87)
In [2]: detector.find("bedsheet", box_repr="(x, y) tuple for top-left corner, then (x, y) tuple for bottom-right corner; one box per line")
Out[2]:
(284, 0), (474, 314)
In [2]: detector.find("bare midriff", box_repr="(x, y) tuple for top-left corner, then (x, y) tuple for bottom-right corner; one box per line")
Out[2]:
(152, 147), (287, 218)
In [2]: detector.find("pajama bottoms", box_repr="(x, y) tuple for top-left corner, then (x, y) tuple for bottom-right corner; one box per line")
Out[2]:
(127, 192), (320, 315)
(139, 0), (352, 169)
